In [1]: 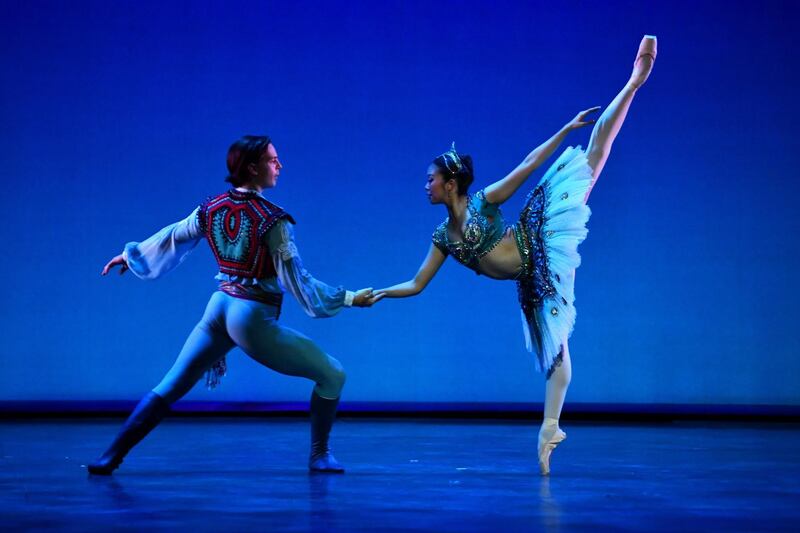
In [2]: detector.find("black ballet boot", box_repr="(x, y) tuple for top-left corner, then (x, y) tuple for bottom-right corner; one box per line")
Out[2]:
(308, 391), (345, 473)
(88, 391), (170, 475)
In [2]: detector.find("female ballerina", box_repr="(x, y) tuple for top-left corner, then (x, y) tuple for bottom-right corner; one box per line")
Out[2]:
(89, 135), (376, 475)
(375, 36), (657, 475)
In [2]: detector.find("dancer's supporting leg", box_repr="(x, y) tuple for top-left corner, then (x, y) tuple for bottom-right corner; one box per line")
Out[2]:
(585, 35), (657, 199)
(88, 294), (234, 475)
(226, 297), (347, 473)
(538, 343), (572, 476)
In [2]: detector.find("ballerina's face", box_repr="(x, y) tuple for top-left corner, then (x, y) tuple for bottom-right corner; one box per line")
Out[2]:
(425, 164), (452, 204)
(251, 143), (282, 189)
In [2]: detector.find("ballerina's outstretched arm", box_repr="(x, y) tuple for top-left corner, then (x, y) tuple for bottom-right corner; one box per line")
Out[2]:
(483, 107), (599, 206)
(374, 244), (447, 299)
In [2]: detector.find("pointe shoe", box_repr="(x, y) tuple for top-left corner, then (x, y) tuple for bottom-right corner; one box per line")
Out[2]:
(538, 424), (567, 476)
(629, 35), (657, 89)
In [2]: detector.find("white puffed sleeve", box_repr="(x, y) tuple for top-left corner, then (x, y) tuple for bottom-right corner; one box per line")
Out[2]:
(123, 207), (204, 280)
(267, 220), (354, 317)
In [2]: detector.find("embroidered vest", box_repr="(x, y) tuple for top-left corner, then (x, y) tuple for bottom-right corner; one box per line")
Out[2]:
(198, 189), (295, 279)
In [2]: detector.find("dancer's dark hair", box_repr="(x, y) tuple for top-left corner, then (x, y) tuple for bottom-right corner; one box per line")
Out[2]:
(225, 135), (272, 186)
(432, 144), (474, 196)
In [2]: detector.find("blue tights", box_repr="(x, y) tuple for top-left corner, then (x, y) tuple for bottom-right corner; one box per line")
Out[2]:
(152, 291), (346, 404)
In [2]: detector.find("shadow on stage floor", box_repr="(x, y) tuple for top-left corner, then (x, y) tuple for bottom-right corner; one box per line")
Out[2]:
(1, 418), (798, 531)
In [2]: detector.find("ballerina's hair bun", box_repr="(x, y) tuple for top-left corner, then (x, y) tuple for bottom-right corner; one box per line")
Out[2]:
(433, 142), (474, 196)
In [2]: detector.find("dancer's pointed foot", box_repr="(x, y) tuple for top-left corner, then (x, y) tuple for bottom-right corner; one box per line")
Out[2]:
(628, 35), (657, 89)
(538, 422), (567, 476)
(309, 451), (345, 473)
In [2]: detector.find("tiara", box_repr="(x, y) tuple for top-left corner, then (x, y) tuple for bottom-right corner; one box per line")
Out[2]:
(439, 142), (463, 174)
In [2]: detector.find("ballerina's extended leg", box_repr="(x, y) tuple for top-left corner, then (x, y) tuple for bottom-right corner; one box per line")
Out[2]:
(584, 35), (657, 199)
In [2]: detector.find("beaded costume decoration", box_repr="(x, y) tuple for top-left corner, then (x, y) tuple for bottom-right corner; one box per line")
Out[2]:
(198, 189), (295, 279)
(431, 190), (506, 273)
(513, 183), (560, 308)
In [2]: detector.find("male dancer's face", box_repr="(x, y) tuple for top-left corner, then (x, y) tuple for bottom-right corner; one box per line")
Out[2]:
(253, 144), (282, 190)
(425, 164), (449, 204)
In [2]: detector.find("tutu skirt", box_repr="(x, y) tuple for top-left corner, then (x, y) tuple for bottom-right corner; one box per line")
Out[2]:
(512, 146), (593, 376)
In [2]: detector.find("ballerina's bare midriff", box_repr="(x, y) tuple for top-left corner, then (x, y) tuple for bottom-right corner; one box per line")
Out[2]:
(447, 225), (524, 280)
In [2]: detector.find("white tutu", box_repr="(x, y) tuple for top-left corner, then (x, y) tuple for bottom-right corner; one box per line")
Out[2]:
(513, 146), (593, 375)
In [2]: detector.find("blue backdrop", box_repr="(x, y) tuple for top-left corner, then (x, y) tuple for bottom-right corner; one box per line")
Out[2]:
(1, 0), (798, 406)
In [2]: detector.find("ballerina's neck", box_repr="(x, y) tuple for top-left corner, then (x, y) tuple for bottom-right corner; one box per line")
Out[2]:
(445, 195), (470, 224)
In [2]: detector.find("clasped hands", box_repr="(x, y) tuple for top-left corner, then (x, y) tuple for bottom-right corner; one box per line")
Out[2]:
(352, 287), (385, 308)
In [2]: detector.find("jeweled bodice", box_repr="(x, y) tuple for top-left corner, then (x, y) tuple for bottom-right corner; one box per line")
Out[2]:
(431, 190), (506, 273)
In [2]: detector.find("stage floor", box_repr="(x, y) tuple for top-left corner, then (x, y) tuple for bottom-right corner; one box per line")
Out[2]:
(1, 418), (798, 531)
